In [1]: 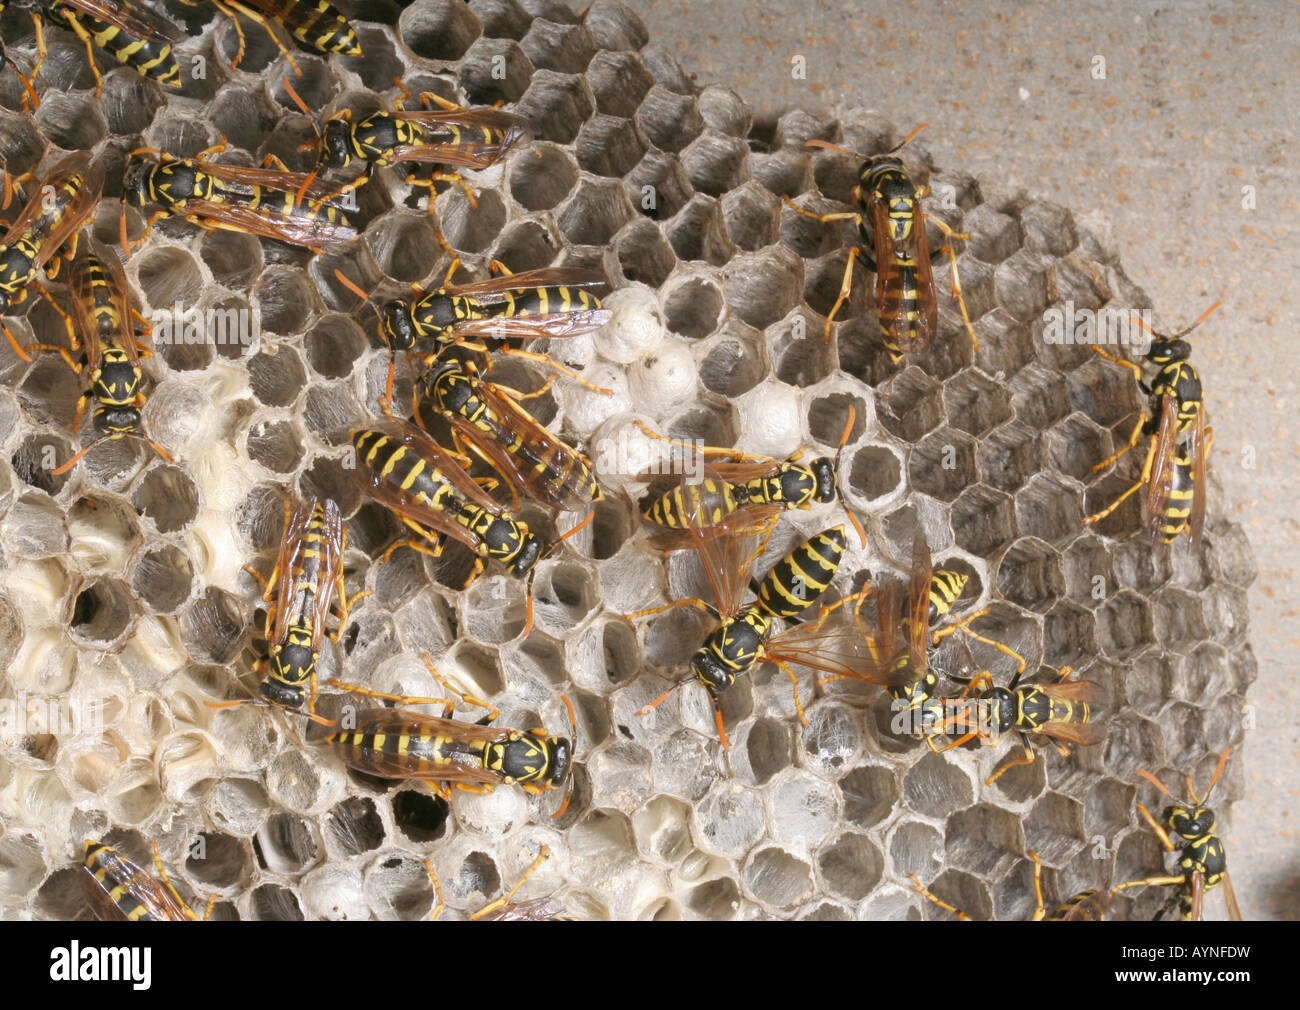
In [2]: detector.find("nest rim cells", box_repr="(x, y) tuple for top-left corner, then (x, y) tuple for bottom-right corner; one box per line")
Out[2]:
(0, 0), (1256, 922)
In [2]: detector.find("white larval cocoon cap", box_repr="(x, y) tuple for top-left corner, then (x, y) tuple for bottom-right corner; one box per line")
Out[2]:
(592, 285), (666, 363)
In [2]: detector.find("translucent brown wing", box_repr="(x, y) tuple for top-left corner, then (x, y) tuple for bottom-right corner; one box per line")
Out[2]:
(1037, 720), (1107, 748)
(270, 499), (345, 648)
(683, 469), (775, 619)
(175, 199), (357, 247)
(906, 533), (933, 675)
(336, 708), (514, 785)
(443, 389), (598, 512)
(1188, 405), (1209, 546)
(765, 590), (915, 687)
(390, 134), (530, 169)
(188, 158), (352, 209)
(1188, 870), (1205, 922)
(644, 504), (785, 553)
(1144, 395), (1180, 543)
(487, 897), (569, 921)
(389, 106), (532, 133)
(1, 151), (102, 268)
(82, 844), (193, 922)
(445, 268), (608, 300)
(869, 194), (906, 343)
(66, 0), (185, 42)
(452, 308), (612, 342)
(1221, 869), (1242, 921)
(912, 206), (940, 347)
(1042, 678), (1108, 706)
(68, 242), (136, 369)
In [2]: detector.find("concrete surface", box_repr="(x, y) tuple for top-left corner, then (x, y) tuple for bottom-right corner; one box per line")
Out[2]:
(622, 0), (1299, 920)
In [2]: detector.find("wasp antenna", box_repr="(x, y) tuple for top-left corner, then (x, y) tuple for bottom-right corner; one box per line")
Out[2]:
(892, 123), (930, 152)
(634, 681), (683, 717)
(551, 509), (595, 550)
(804, 138), (856, 158)
(1176, 300), (1223, 338)
(712, 700), (730, 751)
(333, 268), (382, 320)
(1135, 767), (1175, 799)
(1195, 746), (1231, 805)
(279, 74), (315, 125)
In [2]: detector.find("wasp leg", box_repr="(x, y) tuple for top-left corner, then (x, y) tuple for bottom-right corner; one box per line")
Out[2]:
(931, 608), (1027, 673)
(468, 846), (552, 921)
(820, 245), (860, 344)
(926, 211), (979, 353)
(1084, 437), (1159, 527)
(986, 743), (1036, 785)
(55, 10), (107, 98)
(770, 658), (810, 727)
(909, 874), (972, 920)
(626, 597), (720, 622)
(150, 843), (199, 921)
(1092, 411), (1151, 472)
(422, 860), (447, 921)
(1028, 850), (1047, 921)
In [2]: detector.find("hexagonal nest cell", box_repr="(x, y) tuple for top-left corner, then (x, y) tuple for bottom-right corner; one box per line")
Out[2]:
(0, 0), (1256, 922)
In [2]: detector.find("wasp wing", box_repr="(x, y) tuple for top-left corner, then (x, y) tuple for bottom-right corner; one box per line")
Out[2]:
(445, 268), (607, 299)
(1221, 869), (1242, 922)
(1187, 404), (1209, 546)
(1053, 890), (1113, 921)
(330, 708), (511, 785)
(1036, 720), (1107, 748)
(67, 241), (137, 368)
(188, 159), (354, 210)
(1, 151), (102, 270)
(1145, 395), (1180, 544)
(172, 199), (356, 247)
(765, 589), (915, 687)
(452, 308), (612, 343)
(82, 845), (193, 922)
(443, 390), (599, 512)
(66, 0), (185, 42)
(912, 207), (940, 348)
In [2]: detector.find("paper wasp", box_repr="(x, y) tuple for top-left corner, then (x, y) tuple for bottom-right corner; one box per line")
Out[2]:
(1, 150), (102, 357)
(413, 353), (603, 513)
(871, 533), (1026, 740)
(0, 0), (184, 98)
(22, 240), (174, 475)
(632, 508), (910, 749)
(350, 416), (592, 633)
(930, 663), (1105, 785)
(1112, 747), (1242, 921)
(82, 839), (213, 921)
(911, 850), (1112, 921)
(424, 845), (576, 921)
(1085, 302), (1217, 546)
(121, 143), (357, 253)
(322, 653), (575, 814)
(209, 497), (365, 716)
(635, 407), (861, 550)
(334, 258), (610, 399)
(282, 77), (529, 207)
(192, 0), (361, 74)
(782, 124), (977, 361)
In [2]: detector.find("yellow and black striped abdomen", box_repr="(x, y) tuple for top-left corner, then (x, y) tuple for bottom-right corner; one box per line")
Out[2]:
(643, 477), (737, 529)
(756, 526), (846, 620)
(257, 0), (361, 55)
(325, 714), (472, 778)
(1153, 451), (1197, 543)
(353, 429), (460, 515)
(491, 285), (602, 319)
(928, 567), (968, 624)
(81, 14), (181, 86)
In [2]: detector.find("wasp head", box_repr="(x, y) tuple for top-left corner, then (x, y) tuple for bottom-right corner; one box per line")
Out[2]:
(809, 456), (836, 503)
(505, 531), (542, 577)
(321, 118), (354, 169)
(1146, 336), (1191, 366)
(691, 651), (734, 697)
(1166, 803), (1215, 840)
(379, 298), (417, 351)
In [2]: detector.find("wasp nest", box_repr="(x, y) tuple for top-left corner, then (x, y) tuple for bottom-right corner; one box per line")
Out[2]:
(0, 0), (1255, 920)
